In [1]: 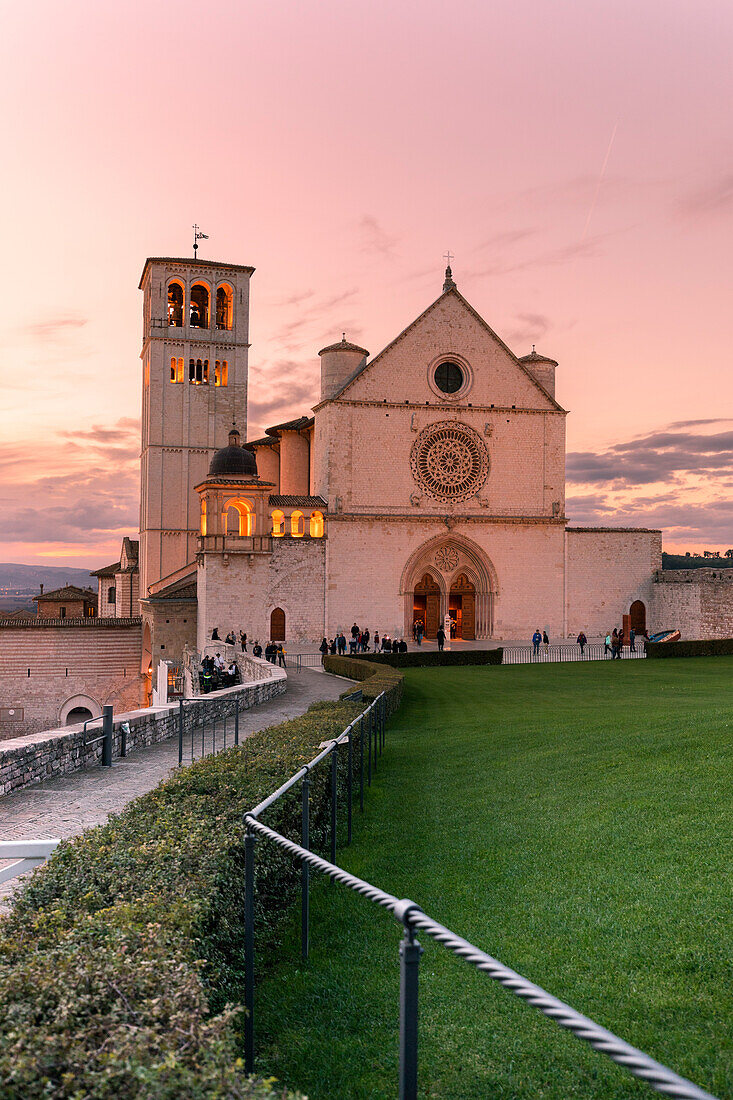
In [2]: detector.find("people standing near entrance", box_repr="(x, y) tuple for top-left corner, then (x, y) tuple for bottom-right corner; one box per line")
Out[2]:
(319, 637), (329, 661)
(604, 632), (611, 656)
(532, 629), (542, 656)
(629, 628), (636, 652)
(542, 630), (549, 654)
(373, 632), (380, 652)
(329, 638), (337, 655)
(577, 631), (587, 655)
(362, 628), (370, 651)
(277, 644), (286, 667)
(618, 627), (625, 656)
(240, 631), (247, 652)
(415, 621), (424, 646)
(252, 641), (262, 658)
(611, 628), (619, 659)
(351, 622), (359, 644)
(337, 633), (346, 655)
(437, 625), (446, 652)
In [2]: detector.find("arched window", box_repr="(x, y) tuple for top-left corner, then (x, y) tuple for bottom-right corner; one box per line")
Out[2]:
(167, 281), (184, 326)
(270, 607), (286, 641)
(309, 511), (324, 537)
(189, 358), (206, 384)
(200, 499), (207, 536)
(223, 499), (254, 536)
(190, 283), (210, 328)
(107, 586), (116, 604)
(170, 356), (183, 383)
(272, 510), (285, 537)
(65, 706), (93, 726)
(216, 284), (233, 329)
(290, 510), (304, 537)
(214, 360), (228, 386)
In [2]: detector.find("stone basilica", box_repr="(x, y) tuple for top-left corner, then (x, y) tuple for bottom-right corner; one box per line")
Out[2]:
(133, 255), (661, 682)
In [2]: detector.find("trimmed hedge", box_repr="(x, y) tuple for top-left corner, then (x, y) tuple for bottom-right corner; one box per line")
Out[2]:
(0, 659), (403, 1098)
(646, 637), (733, 659)
(323, 653), (405, 704)
(331, 648), (503, 669)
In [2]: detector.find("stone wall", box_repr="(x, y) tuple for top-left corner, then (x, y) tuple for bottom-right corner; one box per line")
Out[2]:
(0, 620), (144, 740)
(0, 666), (286, 797)
(650, 569), (733, 639)
(565, 528), (662, 637)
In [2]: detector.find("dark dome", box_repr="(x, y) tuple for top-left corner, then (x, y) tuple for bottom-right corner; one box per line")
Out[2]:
(209, 429), (258, 478)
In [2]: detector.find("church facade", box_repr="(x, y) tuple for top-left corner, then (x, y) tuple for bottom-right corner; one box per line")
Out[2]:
(137, 256), (661, 668)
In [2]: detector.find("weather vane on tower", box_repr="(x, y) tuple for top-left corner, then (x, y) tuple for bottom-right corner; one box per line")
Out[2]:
(192, 225), (209, 258)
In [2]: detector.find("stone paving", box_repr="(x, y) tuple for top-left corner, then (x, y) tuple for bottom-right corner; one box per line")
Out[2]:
(0, 668), (352, 912)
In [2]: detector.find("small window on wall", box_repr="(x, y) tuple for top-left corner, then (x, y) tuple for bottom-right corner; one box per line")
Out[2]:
(200, 499), (207, 536)
(309, 511), (324, 537)
(214, 360), (228, 386)
(60, 606), (67, 619)
(291, 510), (304, 537)
(189, 358), (206, 384)
(170, 357), (184, 383)
(108, 587), (116, 603)
(216, 285), (233, 329)
(272, 510), (285, 536)
(190, 283), (209, 327)
(168, 282), (184, 326)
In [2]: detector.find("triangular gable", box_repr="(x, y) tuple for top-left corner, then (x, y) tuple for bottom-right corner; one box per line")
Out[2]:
(330, 286), (565, 412)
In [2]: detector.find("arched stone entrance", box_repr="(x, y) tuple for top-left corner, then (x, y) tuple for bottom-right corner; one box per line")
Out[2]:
(400, 534), (497, 640)
(270, 607), (286, 641)
(412, 573), (441, 638)
(449, 573), (476, 639)
(630, 600), (646, 634)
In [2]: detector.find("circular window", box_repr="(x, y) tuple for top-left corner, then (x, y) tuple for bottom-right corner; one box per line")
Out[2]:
(434, 361), (464, 394)
(410, 421), (489, 502)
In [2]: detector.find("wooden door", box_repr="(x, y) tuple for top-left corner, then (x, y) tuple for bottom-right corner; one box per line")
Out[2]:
(270, 607), (286, 641)
(462, 593), (475, 639)
(426, 593), (440, 637)
(414, 573), (440, 638)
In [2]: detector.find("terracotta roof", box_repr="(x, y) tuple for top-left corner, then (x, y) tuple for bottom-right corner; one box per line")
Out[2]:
(138, 257), (255, 288)
(146, 575), (198, 601)
(33, 585), (97, 602)
(0, 609), (35, 620)
(245, 436), (278, 448)
(265, 416), (312, 435)
(90, 562), (120, 577)
(269, 495), (327, 508)
(518, 350), (558, 366)
(319, 337), (369, 357)
(122, 537), (139, 560)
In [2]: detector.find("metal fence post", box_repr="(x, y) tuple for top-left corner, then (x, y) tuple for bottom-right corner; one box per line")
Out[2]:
(301, 772), (310, 960)
(368, 707), (372, 787)
(244, 827), (257, 1073)
(398, 919), (423, 1100)
(359, 714), (365, 811)
(178, 700), (184, 766)
(373, 704), (378, 773)
(347, 726), (353, 845)
(235, 697), (240, 746)
(101, 705), (113, 767)
(330, 742), (338, 868)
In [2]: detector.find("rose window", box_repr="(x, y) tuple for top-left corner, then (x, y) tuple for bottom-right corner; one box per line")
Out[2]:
(435, 546), (459, 572)
(410, 421), (489, 502)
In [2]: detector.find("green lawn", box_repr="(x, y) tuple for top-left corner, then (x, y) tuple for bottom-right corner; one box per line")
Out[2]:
(255, 658), (733, 1099)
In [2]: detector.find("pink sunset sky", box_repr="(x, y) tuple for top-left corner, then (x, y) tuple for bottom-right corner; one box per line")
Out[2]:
(1, 0), (731, 568)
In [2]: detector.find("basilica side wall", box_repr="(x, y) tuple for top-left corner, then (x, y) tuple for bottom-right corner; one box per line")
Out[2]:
(650, 570), (733, 639)
(197, 538), (327, 649)
(0, 621), (144, 739)
(565, 528), (662, 637)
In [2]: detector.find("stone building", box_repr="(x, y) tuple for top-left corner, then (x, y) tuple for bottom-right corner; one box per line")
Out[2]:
(91, 537), (139, 619)
(33, 585), (97, 620)
(135, 256), (679, 665)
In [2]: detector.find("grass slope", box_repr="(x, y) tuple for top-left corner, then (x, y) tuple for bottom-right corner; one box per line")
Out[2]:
(256, 658), (732, 1099)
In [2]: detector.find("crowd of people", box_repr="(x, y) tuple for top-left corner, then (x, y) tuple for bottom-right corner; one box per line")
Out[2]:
(199, 652), (239, 693)
(530, 627), (642, 658)
(318, 623), (410, 656)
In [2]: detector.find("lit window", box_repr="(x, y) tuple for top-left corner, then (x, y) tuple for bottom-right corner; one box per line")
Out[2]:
(215, 360), (228, 386)
(216, 285), (233, 329)
(189, 359), (205, 384)
(200, 500), (207, 536)
(170, 357), (183, 383)
(190, 283), (210, 327)
(272, 509), (285, 536)
(291, 510), (304, 537)
(309, 511), (324, 537)
(224, 500), (254, 536)
(168, 282), (184, 326)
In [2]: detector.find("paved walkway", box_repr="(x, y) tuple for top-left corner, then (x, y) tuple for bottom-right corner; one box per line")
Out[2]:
(0, 668), (351, 912)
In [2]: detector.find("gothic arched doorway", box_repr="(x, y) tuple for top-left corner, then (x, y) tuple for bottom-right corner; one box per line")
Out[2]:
(449, 573), (476, 639)
(630, 600), (646, 634)
(270, 607), (286, 641)
(413, 573), (441, 638)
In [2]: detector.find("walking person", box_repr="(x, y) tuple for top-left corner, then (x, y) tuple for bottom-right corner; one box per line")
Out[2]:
(629, 627), (636, 652)
(618, 627), (625, 657)
(542, 630), (549, 655)
(532, 629), (542, 657)
(277, 644), (286, 668)
(319, 637), (329, 663)
(436, 624), (446, 652)
(611, 628), (619, 659)
(240, 631), (247, 652)
(604, 632), (611, 656)
(577, 631), (587, 655)
(415, 620), (424, 646)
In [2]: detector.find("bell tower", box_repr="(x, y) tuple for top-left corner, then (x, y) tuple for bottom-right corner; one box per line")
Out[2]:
(138, 256), (254, 599)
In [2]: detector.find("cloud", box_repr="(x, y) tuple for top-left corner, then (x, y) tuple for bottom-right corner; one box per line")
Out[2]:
(23, 316), (88, 340)
(246, 362), (319, 433)
(504, 312), (552, 346)
(678, 172), (733, 217)
(567, 423), (733, 485)
(469, 232), (609, 280)
(358, 215), (398, 258)
(472, 228), (539, 252)
(270, 289), (360, 352)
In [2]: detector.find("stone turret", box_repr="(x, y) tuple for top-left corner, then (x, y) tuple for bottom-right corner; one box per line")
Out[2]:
(319, 335), (369, 401)
(518, 347), (558, 399)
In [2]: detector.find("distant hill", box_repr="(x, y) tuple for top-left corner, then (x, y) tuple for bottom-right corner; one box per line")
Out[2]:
(0, 563), (98, 593)
(662, 553), (733, 570)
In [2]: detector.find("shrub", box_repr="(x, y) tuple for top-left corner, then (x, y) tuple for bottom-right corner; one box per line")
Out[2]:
(322, 654), (405, 709)
(0, 695), (386, 1098)
(646, 637), (733, 659)
(332, 648), (503, 669)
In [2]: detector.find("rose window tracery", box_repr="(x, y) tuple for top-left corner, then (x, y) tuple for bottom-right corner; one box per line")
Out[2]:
(410, 421), (489, 502)
(434, 546), (459, 572)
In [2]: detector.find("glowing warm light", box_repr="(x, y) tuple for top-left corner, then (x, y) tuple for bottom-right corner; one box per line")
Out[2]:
(290, 510), (304, 537)
(271, 509), (285, 536)
(309, 510), (324, 537)
(200, 499), (207, 536)
(223, 498), (254, 536)
(216, 284), (233, 330)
